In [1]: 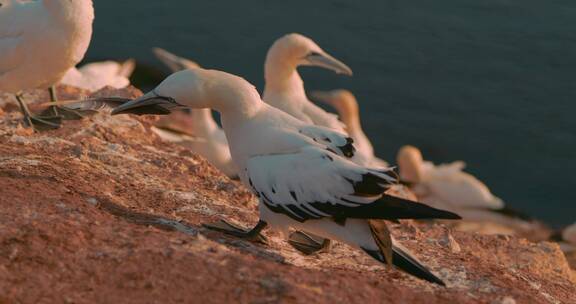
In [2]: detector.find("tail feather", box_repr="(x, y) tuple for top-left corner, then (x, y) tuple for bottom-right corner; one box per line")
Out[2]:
(346, 194), (462, 220)
(362, 245), (446, 286)
(368, 220), (393, 265)
(392, 244), (446, 286)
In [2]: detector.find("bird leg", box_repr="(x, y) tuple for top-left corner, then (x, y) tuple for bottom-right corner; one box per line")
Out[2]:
(288, 231), (331, 255)
(15, 93), (62, 131)
(45, 86), (85, 120)
(203, 219), (268, 244)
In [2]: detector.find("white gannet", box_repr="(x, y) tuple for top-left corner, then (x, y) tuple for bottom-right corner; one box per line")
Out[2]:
(311, 89), (389, 168)
(551, 223), (576, 252)
(61, 59), (135, 92)
(110, 69), (462, 285)
(152, 47), (237, 178)
(0, 0), (94, 130)
(263, 33), (352, 133)
(397, 145), (537, 230)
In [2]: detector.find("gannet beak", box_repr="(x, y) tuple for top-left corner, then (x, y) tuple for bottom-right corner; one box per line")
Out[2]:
(304, 52), (353, 76)
(111, 91), (186, 116)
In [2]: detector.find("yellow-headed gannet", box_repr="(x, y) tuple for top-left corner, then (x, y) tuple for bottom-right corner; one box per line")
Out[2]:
(61, 59), (135, 92)
(0, 0), (94, 131)
(311, 89), (389, 168)
(152, 47), (237, 178)
(263, 33), (352, 133)
(111, 69), (462, 285)
(397, 146), (538, 231)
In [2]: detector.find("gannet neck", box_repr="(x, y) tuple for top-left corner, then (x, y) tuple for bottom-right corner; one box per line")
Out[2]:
(264, 52), (304, 95)
(334, 91), (362, 133)
(156, 69), (263, 122)
(398, 146), (425, 183)
(188, 109), (221, 136)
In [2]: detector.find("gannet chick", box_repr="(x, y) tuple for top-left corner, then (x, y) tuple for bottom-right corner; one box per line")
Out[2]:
(263, 33), (352, 133)
(311, 89), (389, 168)
(0, 0), (94, 131)
(397, 146), (537, 230)
(152, 47), (237, 178)
(61, 59), (135, 92)
(111, 69), (462, 285)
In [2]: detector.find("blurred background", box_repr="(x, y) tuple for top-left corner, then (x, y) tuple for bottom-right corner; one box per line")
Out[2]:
(88, 0), (576, 227)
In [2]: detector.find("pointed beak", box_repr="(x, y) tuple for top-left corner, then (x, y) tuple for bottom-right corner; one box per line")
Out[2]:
(304, 52), (353, 76)
(111, 91), (187, 116)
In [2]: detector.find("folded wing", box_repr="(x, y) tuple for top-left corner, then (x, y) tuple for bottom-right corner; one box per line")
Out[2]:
(247, 146), (461, 223)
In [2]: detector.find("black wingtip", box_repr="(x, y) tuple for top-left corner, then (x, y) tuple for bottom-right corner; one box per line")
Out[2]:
(392, 246), (446, 286)
(347, 194), (462, 220)
(492, 205), (534, 222)
(362, 246), (446, 286)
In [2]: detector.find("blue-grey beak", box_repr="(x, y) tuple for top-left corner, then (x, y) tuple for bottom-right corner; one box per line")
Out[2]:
(111, 91), (186, 116)
(305, 52), (353, 76)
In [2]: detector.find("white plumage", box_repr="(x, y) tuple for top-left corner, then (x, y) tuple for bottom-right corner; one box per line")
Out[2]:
(111, 69), (461, 285)
(397, 146), (504, 211)
(263, 33), (352, 133)
(152, 47), (237, 178)
(396, 145), (541, 233)
(311, 89), (389, 168)
(0, 0), (94, 93)
(61, 59), (135, 92)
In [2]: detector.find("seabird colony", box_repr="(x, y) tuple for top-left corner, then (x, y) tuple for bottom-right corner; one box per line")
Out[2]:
(1, 0), (566, 287)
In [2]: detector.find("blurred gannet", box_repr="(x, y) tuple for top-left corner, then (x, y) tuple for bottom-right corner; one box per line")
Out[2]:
(311, 89), (389, 168)
(551, 223), (576, 252)
(61, 59), (135, 92)
(0, 0), (94, 130)
(263, 33), (352, 133)
(152, 47), (237, 178)
(111, 69), (461, 285)
(397, 146), (537, 230)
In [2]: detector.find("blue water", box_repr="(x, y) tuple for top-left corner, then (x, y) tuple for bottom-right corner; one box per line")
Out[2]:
(89, 0), (576, 227)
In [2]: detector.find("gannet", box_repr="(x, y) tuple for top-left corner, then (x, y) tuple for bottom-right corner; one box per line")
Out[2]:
(551, 223), (576, 252)
(61, 59), (135, 92)
(0, 0), (94, 130)
(263, 33), (352, 133)
(111, 69), (461, 285)
(311, 89), (389, 168)
(152, 47), (237, 178)
(397, 146), (537, 230)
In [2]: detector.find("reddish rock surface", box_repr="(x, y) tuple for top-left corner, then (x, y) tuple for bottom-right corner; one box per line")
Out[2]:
(0, 86), (575, 303)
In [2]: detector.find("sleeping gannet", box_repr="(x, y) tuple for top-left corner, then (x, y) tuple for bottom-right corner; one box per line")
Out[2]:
(0, 0), (94, 131)
(311, 89), (389, 168)
(110, 69), (461, 285)
(61, 59), (135, 92)
(397, 145), (538, 231)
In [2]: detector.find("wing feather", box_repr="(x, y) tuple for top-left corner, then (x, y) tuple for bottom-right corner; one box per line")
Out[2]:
(247, 147), (460, 222)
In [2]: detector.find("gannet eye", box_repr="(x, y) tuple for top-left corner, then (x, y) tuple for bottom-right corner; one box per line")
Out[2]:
(307, 51), (322, 58)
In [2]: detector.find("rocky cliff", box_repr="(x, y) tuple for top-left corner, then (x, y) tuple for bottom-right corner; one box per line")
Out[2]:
(0, 86), (574, 304)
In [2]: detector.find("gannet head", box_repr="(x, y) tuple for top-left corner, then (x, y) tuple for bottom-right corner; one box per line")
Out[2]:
(397, 145), (425, 183)
(265, 33), (353, 78)
(112, 69), (262, 117)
